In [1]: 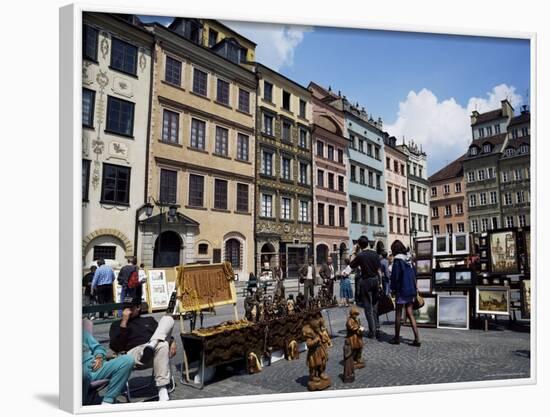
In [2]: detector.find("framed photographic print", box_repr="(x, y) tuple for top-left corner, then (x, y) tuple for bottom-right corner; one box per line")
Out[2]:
(521, 280), (531, 319)
(476, 286), (510, 316)
(433, 269), (451, 287)
(58, 2), (535, 414)
(415, 239), (433, 258)
(489, 229), (520, 274)
(453, 269), (473, 286)
(433, 234), (450, 256)
(417, 277), (432, 293)
(416, 259), (432, 275)
(452, 233), (470, 255)
(437, 295), (469, 330)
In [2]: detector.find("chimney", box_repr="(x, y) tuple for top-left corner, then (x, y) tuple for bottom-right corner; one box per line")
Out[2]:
(470, 110), (479, 126)
(377, 117), (383, 129)
(338, 90), (341, 97)
(521, 104), (529, 114)
(328, 85), (332, 92)
(501, 99), (514, 119)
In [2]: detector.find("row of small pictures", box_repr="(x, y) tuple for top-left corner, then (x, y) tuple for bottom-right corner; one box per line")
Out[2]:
(416, 269), (473, 293)
(408, 286), (513, 329)
(415, 233), (470, 259)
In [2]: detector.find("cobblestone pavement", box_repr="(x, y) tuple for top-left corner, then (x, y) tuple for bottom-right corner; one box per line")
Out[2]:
(89, 281), (531, 403)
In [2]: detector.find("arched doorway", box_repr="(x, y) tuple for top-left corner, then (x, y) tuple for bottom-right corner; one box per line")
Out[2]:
(225, 238), (242, 270)
(260, 243), (276, 267)
(153, 231), (182, 267)
(316, 244), (329, 265)
(339, 242), (348, 269)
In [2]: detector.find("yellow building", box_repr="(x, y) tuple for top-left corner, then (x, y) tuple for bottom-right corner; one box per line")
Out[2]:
(138, 21), (257, 281)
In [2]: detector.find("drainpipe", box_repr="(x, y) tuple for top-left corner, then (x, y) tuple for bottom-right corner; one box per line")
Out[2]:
(253, 67), (260, 278)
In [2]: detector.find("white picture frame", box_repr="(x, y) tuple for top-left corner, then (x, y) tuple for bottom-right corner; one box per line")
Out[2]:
(433, 234), (450, 256)
(437, 294), (469, 330)
(452, 232), (470, 255)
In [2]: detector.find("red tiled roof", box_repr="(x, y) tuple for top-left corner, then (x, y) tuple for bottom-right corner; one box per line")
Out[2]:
(428, 155), (465, 183)
(471, 109), (504, 126)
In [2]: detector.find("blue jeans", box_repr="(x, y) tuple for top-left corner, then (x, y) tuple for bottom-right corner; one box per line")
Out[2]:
(85, 355), (134, 404)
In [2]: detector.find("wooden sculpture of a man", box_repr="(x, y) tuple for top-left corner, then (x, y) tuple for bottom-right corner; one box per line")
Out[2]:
(346, 306), (365, 369)
(303, 317), (331, 391)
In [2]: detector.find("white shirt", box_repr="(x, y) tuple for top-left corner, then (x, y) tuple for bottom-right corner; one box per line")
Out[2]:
(329, 265), (335, 279)
(306, 266), (313, 280)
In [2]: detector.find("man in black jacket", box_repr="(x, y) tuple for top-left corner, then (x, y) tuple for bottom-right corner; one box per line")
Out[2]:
(109, 302), (176, 401)
(349, 236), (382, 339)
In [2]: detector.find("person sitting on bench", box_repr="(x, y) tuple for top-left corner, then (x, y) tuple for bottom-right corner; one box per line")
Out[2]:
(83, 328), (134, 405)
(109, 300), (177, 401)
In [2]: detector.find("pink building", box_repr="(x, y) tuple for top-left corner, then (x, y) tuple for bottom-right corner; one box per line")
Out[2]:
(384, 136), (410, 248)
(308, 83), (350, 268)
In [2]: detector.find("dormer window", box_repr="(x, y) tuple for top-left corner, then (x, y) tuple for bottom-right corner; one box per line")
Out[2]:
(483, 143), (492, 153)
(469, 146), (478, 156)
(505, 147), (515, 157)
(519, 144), (529, 154)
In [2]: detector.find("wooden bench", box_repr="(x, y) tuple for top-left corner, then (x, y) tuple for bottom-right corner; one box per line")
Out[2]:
(82, 303), (125, 325)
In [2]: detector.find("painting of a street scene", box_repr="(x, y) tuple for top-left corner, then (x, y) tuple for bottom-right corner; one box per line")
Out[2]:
(490, 231), (518, 274)
(477, 287), (510, 315)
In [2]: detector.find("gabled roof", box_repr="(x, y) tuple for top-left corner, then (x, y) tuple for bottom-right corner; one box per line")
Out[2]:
(509, 112), (530, 127)
(466, 133), (507, 159)
(428, 155), (465, 183)
(471, 109), (505, 126)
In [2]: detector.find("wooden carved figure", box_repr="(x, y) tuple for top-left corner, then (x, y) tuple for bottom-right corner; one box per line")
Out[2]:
(342, 338), (355, 383)
(303, 318), (331, 391)
(346, 306), (365, 369)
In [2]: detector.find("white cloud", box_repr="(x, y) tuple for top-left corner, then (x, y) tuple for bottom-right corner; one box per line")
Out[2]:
(385, 84), (523, 174)
(222, 21), (312, 70)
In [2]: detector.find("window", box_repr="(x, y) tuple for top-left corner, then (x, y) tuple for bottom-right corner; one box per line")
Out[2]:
(358, 168), (364, 185)
(264, 81), (273, 102)
(404, 218), (408, 234)
(82, 159), (91, 201)
(193, 68), (208, 96)
(215, 127), (228, 156)
(446, 224), (453, 234)
(517, 191), (525, 203)
(188, 174), (204, 207)
(93, 245), (116, 261)
(299, 201), (309, 222)
(339, 207), (345, 227)
(350, 165), (356, 182)
(377, 208), (383, 226)
(504, 193), (512, 205)
(395, 189), (400, 206)
(367, 143), (373, 157)
(410, 185), (415, 202)
(338, 149), (344, 163)
(198, 243), (209, 255)
(467, 172), (475, 183)
(395, 218), (401, 234)
(515, 169), (523, 181)
(83, 25), (98, 61)
(159, 169), (177, 204)
(486, 126), (493, 137)
(469, 146), (478, 156)
(455, 182), (462, 193)
(458, 223), (465, 232)
(358, 140), (364, 153)
(317, 169), (324, 187)
(299, 162), (308, 184)
(478, 169), (486, 181)
(495, 124), (501, 134)
(417, 188), (421, 203)
(327, 145), (334, 160)
(456, 203), (463, 214)
(389, 216), (394, 233)
(511, 128), (519, 139)
(411, 215), (416, 232)
(317, 140), (324, 157)
(236, 183), (248, 212)
(375, 146), (380, 160)
(282, 90), (291, 111)
(521, 127), (529, 137)
(413, 165), (417, 177)
(445, 205), (452, 216)
(362, 204), (368, 224)
(299, 99), (306, 118)
(111, 38), (137, 75)
(506, 216), (514, 228)
(328, 173), (335, 190)
(328, 205), (335, 226)
(442, 184), (449, 195)
(386, 158), (391, 170)
(502, 171), (509, 182)
(519, 144), (529, 154)
(433, 225), (440, 235)
(190, 118), (206, 150)
(282, 157), (292, 180)
(82, 88), (95, 128)
(214, 179), (228, 210)
(263, 113), (273, 136)
(402, 191), (407, 207)
(376, 174), (381, 189)
(237, 134), (249, 161)
(492, 217), (499, 229)
(431, 187), (437, 197)
(488, 167), (494, 178)
(164, 56), (181, 85)
(432, 207), (439, 218)
(419, 167), (423, 178)
(213, 249), (222, 263)
(208, 29), (218, 47)
(216, 79), (230, 105)
(351, 202), (358, 223)
(261, 194), (273, 217)
(368, 171), (374, 187)
(519, 214), (526, 227)
(505, 147), (515, 157)
(480, 193), (487, 205)
(471, 219), (479, 233)
(317, 203), (325, 225)
(483, 143), (492, 153)
(490, 191), (497, 205)
(238, 89), (250, 113)
(281, 197), (292, 220)
(162, 109), (179, 143)
(225, 239), (241, 269)
(106, 96), (134, 136)
(282, 121), (291, 142)
(478, 128), (485, 138)
(338, 176), (344, 192)
(469, 194), (477, 207)
(262, 151), (273, 176)
(239, 47), (247, 63)
(101, 163), (130, 205)
(299, 129), (308, 148)
(387, 186), (392, 204)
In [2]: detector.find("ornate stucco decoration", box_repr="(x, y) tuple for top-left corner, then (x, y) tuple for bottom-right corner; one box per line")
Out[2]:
(139, 48), (147, 72)
(112, 75), (134, 98)
(100, 32), (109, 60)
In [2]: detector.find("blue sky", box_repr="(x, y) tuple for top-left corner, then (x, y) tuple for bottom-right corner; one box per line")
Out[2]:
(138, 15), (530, 175)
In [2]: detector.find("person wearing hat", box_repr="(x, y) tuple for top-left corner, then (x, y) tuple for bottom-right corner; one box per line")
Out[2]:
(109, 300), (177, 401)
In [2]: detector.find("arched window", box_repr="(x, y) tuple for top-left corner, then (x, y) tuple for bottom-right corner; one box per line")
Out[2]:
(225, 238), (241, 269)
(505, 147), (515, 157)
(198, 243), (209, 255)
(316, 244), (329, 265)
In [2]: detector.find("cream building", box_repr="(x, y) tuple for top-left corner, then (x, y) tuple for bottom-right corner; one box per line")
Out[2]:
(385, 136), (410, 247)
(139, 21), (256, 281)
(81, 13), (153, 268)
